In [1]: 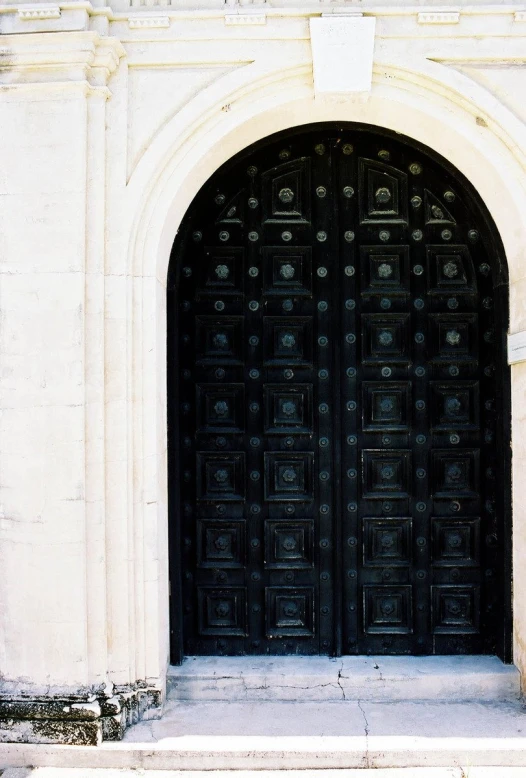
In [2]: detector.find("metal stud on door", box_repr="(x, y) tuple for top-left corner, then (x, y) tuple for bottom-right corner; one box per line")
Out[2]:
(168, 126), (509, 659)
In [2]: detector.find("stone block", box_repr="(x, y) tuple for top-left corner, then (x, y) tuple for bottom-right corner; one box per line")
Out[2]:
(0, 718), (101, 746)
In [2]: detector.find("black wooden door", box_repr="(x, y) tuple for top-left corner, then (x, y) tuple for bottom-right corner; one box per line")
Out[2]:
(169, 126), (510, 658)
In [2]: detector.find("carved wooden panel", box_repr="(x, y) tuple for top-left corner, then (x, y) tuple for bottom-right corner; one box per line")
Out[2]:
(172, 127), (506, 659)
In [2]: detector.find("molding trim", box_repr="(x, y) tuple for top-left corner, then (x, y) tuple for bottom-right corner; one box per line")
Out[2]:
(224, 13), (266, 25)
(417, 11), (460, 24)
(18, 4), (60, 20)
(0, 31), (125, 87)
(129, 14), (170, 27)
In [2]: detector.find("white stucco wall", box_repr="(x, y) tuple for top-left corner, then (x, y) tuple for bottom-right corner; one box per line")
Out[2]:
(1, 0), (526, 715)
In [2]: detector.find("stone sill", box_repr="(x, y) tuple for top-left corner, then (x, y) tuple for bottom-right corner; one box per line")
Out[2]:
(167, 654), (521, 702)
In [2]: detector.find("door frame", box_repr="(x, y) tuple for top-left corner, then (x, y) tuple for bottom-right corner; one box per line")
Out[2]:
(167, 122), (512, 665)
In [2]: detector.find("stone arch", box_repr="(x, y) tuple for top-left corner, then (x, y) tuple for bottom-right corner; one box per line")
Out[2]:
(124, 61), (526, 680)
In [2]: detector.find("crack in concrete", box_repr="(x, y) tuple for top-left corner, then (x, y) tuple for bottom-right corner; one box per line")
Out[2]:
(357, 698), (370, 768)
(337, 661), (346, 701)
(373, 661), (384, 682)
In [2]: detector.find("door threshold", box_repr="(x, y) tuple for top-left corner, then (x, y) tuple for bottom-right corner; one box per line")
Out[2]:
(167, 655), (520, 703)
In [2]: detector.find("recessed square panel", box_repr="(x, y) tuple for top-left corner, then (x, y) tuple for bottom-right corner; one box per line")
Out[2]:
(362, 450), (411, 499)
(362, 382), (411, 432)
(263, 246), (312, 296)
(197, 587), (247, 636)
(359, 159), (408, 224)
(262, 158), (311, 224)
(264, 452), (314, 502)
(426, 245), (476, 295)
(264, 384), (313, 434)
(428, 314), (478, 362)
(264, 317), (313, 366)
(361, 314), (410, 364)
(196, 384), (245, 433)
(360, 246), (410, 295)
(431, 449), (479, 498)
(432, 518), (480, 566)
(363, 518), (412, 566)
(196, 452), (245, 501)
(198, 246), (244, 297)
(430, 382), (479, 431)
(197, 520), (245, 568)
(195, 316), (244, 365)
(265, 520), (314, 569)
(432, 585), (480, 634)
(363, 585), (413, 634)
(266, 587), (314, 637)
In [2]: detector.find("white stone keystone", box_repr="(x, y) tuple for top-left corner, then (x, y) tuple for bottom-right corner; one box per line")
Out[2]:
(310, 15), (376, 99)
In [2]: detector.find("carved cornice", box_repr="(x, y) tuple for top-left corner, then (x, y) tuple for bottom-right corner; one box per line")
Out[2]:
(18, 4), (61, 20)
(0, 31), (125, 88)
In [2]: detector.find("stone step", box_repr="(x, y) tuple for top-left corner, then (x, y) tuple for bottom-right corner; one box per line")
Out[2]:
(167, 655), (521, 702)
(5, 770), (526, 778)
(2, 699), (526, 770)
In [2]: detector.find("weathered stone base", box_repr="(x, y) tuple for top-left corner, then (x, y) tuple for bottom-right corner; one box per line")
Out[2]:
(0, 684), (162, 745)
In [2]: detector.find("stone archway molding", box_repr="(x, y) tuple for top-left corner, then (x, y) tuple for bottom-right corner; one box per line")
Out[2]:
(112, 46), (526, 741)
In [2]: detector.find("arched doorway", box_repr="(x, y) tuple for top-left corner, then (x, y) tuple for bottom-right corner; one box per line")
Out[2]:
(167, 124), (511, 662)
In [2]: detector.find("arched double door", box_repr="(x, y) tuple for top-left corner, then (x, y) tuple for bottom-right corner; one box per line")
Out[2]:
(168, 125), (510, 660)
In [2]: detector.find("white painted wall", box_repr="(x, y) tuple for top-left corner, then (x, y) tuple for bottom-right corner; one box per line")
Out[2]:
(1, 0), (526, 702)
